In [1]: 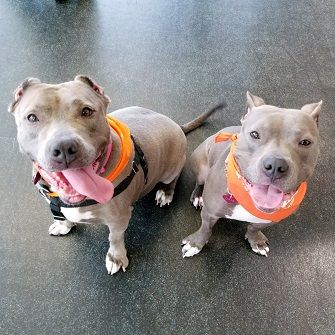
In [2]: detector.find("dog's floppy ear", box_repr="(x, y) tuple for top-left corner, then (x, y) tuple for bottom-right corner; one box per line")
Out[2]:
(75, 75), (111, 105)
(8, 78), (41, 113)
(301, 101), (322, 126)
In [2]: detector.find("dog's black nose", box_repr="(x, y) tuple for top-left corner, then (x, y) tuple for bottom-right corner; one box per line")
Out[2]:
(263, 157), (289, 180)
(51, 140), (79, 164)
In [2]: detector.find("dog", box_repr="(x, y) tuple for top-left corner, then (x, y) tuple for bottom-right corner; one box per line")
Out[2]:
(182, 92), (322, 257)
(9, 75), (224, 274)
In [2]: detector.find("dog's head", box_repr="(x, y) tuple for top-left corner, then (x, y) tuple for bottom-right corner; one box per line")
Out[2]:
(234, 92), (321, 212)
(9, 76), (111, 171)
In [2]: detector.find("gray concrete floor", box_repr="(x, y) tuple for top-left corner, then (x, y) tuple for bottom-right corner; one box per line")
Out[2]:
(1, 0), (334, 334)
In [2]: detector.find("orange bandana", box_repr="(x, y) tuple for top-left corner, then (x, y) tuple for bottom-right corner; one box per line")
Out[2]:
(215, 132), (307, 222)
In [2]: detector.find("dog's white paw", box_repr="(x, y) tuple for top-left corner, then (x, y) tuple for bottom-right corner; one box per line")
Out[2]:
(155, 189), (173, 207)
(48, 221), (75, 236)
(105, 252), (129, 275)
(251, 245), (269, 257)
(245, 232), (269, 257)
(192, 196), (203, 209)
(182, 242), (201, 258)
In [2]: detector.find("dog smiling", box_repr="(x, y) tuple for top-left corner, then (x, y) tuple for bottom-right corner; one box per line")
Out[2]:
(9, 75), (223, 275)
(182, 92), (322, 257)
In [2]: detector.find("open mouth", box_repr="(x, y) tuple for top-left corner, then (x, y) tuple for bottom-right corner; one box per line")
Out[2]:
(36, 140), (115, 204)
(38, 169), (87, 204)
(38, 162), (114, 205)
(244, 179), (295, 213)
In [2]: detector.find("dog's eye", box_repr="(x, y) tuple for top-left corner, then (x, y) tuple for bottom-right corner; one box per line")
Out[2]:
(299, 139), (312, 146)
(81, 107), (94, 117)
(250, 131), (260, 139)
(27, 113), (39, 123)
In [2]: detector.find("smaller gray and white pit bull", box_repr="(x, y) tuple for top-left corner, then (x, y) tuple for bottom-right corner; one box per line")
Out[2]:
(9, 75), (223, 275)
(182, 92), (322, 257)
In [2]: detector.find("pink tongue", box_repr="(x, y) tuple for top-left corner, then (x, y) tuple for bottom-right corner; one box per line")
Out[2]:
(62, 166), (114, 204)
(250, 184), (284, 209)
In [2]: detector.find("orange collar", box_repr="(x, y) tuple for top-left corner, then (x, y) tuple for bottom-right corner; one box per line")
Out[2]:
(105, 115), (133, 182)
(215, 132), (307, 222)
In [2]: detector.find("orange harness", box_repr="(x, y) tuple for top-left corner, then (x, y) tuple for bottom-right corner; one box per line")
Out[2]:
(215, 133), (307, 222)
(105, 115), (133, 181)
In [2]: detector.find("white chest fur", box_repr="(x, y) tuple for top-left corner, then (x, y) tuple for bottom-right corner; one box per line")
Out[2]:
(225, 205), (272, 224)
(61, 207), (95, 223)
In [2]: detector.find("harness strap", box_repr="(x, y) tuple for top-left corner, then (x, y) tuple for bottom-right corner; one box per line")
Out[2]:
(49, 198), (66, 221)
(113, 135), (148, 197)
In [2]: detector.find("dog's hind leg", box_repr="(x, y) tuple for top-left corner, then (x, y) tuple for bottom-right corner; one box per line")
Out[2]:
(155, 174), (180, 207)
(155, 154), (185, 207)
(189, 140), (209, 209)
(190, 183), (204, 209)
(182, 206), (219, 257)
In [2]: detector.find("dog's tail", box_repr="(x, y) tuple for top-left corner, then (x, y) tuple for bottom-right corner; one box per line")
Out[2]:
(180, 102), (227, 134)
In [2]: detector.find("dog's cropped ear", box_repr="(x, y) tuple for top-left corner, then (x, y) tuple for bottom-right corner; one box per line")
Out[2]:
(246, 91), (265, 109)
(75, 75), (111, 105)
(241, 92), (266, 122)
(301, 101), (322, 126)
(8, 78), (41, 113)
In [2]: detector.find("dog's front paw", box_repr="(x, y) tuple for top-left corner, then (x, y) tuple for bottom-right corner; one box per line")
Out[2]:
(182, 241), (202, 258)
(182, 230), (210, 258)
(49, 220), (75, 236)
(105, 251), (129, 275)
(155, 189), (173, 207)
(245, 231), (269, 257)
(181, 233), (206, 258)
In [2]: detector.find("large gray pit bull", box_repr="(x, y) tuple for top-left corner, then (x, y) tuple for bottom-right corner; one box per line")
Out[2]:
(9, 75), (223, 275)
(182, 92), (321, 257)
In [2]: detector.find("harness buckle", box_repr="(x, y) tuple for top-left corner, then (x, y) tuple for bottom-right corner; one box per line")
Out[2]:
(37, 183), (52, 199)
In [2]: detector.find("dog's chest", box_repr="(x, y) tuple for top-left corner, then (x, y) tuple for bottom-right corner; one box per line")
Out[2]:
(61, 207), (96, 223)
(225, 205), (272, 224)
